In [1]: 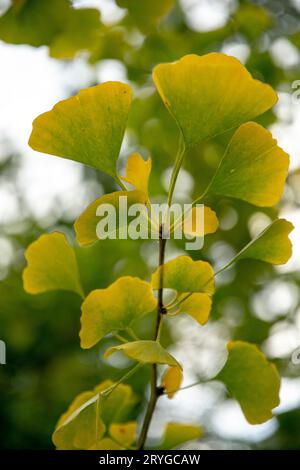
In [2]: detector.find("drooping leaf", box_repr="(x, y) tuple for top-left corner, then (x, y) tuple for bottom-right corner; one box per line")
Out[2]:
(151, 256), (215, 294)
(104, 340), (181, 368)
(156, 423), (203, 450)
(80, 277), (156, 349)
(52, 391), (105, 450)
(53, 381), (136, 450)
(121, 153), (152, 196)
(161, 366), (183, 399)
(183, 206), (219, 237)
(233, 219), (294, 266)
(116, 0), (174, 33)
(208, 122), (289, 207)
(109, 422), (137, 447)
(29, 82), (132, 177)
(74, 190), (148, 246)
(178, 293), (212, 325)
(216, 341), (280, 424)
(23, 232), (83, 297)
(153, 53), (277, 147)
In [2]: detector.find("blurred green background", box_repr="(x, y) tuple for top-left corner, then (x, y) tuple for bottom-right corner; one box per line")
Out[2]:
(0, 0), (300, 450)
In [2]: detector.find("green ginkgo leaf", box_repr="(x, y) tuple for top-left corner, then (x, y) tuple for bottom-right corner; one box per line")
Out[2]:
(116, 0), (174, 33)
(53, 380), (136, 450)
(216, 341), (280, 424)
(104, 340), (181, 368)
(53, 390), (105, 450)
(221, 219), (294, 272)
(208, 122), (289, 207)
(23, 232), (83, 297)
(156, 423), (203, 450)
(29, 81), (132, 177)
(74, 190), (148, 246)
(151, 256), (215, 294)
(80, 277), (157, 349)
(153, 53), (277, 147)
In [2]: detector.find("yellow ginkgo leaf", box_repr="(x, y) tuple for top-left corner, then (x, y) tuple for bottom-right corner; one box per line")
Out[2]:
(121, 153), (152, 196)
(208, 122), (290, 207)
(161, 366), (183, 399)
(216, 341), (280, 424)
(179, 293), (212, 325)
(153, 53), (277, 147)
(29, 81), (132, 177)
(23, 232), (83, 297)
(109, 422), (137, 447)
(74, 190), (148, 246)
(151, 256), (215, 294)
(183, 206), (219, 237)
(80, 277), (157, 349)
(104, 340), (181, 368)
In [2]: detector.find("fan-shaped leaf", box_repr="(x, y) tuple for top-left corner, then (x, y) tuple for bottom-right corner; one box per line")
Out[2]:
(162, 366), (183, 399)
(216, 341), (280, 424)
(29, 82), (132, 177)
(121, 153), (152, 196)
(153, 53), (277, 147)
(23, 232), (83, 297)
(157, 423), (203, 450)
(80, 277), (156, 349)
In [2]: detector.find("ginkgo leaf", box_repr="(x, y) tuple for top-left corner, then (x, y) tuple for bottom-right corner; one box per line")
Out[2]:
(121, 153), (152, 196)
(183, 206), (219, 237)
(161, 366), (183, 399)
(221, 219), (294, 271)
(179, 293), (212, 325)
(104, 340), (181, 368)
(116, 0), (174, 33)
(208, 122), (290, 207)
(53, 391), (105, 450)
(23, 232), (83, 297)
(153, 53), (277, 147)
(151, 256), (215, 294)
(156, 423), (203, 450)
(80, 277), (157, 349)
(29, 81), (132, 177)
(74, 190), (148, 246)
(109, 422), (137, 447)
(216, 341), (280, 424)
(53, 381), (136, 450)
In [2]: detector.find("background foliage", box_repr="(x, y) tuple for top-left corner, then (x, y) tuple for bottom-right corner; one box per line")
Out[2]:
(0, 0), (300, 449)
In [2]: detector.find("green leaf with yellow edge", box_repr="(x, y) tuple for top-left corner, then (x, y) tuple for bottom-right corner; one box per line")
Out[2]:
(29, 81), (132, 177)
(179, 293), (212, 325)
(151, 256), (215, 294)
(121, 153), (152, 197)
(53, 391), (105, 450)
(53, 380), (136, 450)
(116, 0), (174, 33)
(216, 341), (280, 424)
(208, 122), (290, 207)
(23, 232), (83, 297)
(222, 219), (294, 271)
(74, 190), (148, 246)
(183, 206), (219, 237)
(109, 422), (137, 447)
(161, 366), (183, 399)
(156, 423), (203, 450)
(153, 53), (277, 147)
(104, 340), (181, 368)
(80, 277), (156, 349)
